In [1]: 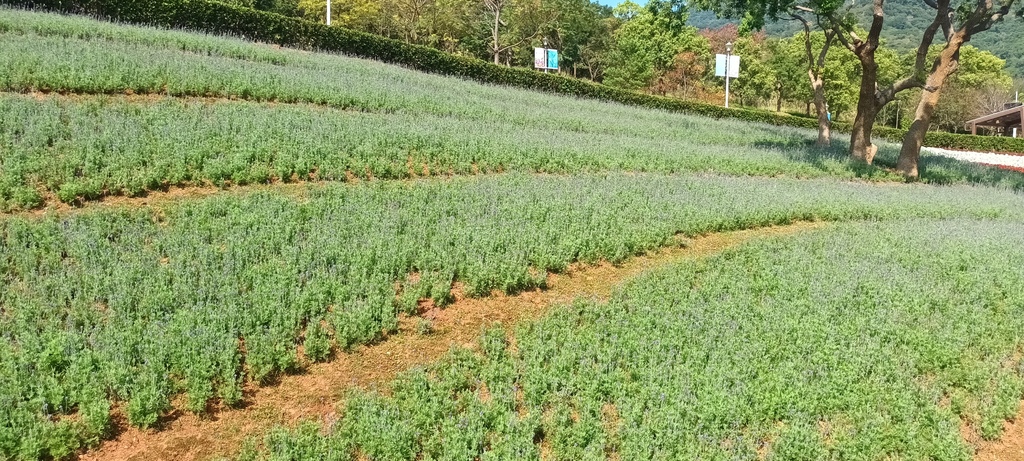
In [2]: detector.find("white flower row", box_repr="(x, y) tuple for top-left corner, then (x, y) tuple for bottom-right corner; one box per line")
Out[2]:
(923, 146), (1024, 169)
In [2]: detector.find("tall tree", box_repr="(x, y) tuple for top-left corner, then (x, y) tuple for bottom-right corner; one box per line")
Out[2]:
(895, 0), (1021, 178)
(483, 0), (553, 65)
(928, 46), (1013, 132)
(604, 0), (705, 90)
(730, 34), (779, 108)
(691, 0), (848, 146)
(539, 0), (614, 78)
(794, 18), (837, 145)
(576, 14), (620, 81)
(767, 37), (809, 112)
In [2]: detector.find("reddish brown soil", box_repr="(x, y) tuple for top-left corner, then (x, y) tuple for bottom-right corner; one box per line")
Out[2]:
(17, 182), (311, 219)
(77, 222), (826, 461)
(979, 163), (1024, 174)
(974, 403), (1024, 461)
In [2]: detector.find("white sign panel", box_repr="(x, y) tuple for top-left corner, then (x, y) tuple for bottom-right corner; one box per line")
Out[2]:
(534, 48), (547, 69)
(535, 48), (559, 70)
(715, 54), (740, 78)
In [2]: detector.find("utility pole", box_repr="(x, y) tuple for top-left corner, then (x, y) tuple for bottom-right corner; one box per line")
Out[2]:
(326, 0), (331, 25)
(725, 41), (733, 108)
(543, 38), (549, 74)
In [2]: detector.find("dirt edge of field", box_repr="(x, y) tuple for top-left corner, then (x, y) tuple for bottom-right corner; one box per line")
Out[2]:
(77, 222), (826, 461)
(974, 402), (1024, 461)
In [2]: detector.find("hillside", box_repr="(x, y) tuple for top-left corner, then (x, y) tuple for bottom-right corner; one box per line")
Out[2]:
(3, 7), (1024, 461)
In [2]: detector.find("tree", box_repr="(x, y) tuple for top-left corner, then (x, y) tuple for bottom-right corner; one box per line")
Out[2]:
(767, 37), (809, 112)
(691, 0), (851, 146)
(482, 0), (553, 65)
(576, 14), (620, 81)
(651, 50), (712, 99)
(927, 46), (1013, 131)
(604, 0), (705, 90)
(896, 0), (1022, 178)
(730, 35), (779, 108)
(538, 0), (616, 79)
(793, 19), (837, 145)
(298, 0), (379, 29)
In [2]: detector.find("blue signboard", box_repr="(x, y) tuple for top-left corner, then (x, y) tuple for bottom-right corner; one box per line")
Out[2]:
(546, 49), (559, 70)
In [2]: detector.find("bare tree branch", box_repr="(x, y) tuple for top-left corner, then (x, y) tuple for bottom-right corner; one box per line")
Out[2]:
(816, 29), (836, 68)
(966, 0), (1014, 36)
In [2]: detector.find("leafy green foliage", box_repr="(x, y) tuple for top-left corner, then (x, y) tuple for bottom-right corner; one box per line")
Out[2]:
(3, 174), (1024, 458)
(257, 219), (1024, 460)
(303, 319), (332, 363)
(695, 0), (1024, 79)
(603, 0), (707, 90)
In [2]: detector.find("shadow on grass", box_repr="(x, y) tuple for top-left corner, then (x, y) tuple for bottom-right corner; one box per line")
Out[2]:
(873, 142), (1024, 191)
(756, 138), (900, 181)
(758, 136), (1024, 191)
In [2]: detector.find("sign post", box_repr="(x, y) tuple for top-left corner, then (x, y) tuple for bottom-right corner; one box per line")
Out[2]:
(326, 0), (331, 25)
(715, 42), (739, 108)
(534, 39), (559, 73)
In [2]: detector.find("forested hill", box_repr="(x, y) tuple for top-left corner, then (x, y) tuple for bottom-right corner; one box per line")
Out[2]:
(688, 0), (1024, 79)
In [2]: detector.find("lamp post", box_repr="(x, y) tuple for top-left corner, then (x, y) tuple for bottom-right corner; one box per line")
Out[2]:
(326, 0), (331, 25)
(725, 41), (733, 108)
(543, 38), (549, 74)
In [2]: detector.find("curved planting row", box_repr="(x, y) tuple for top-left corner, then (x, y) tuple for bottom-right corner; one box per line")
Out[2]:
(3, 174), (1023, 459)
(259, 219), (1024, 461)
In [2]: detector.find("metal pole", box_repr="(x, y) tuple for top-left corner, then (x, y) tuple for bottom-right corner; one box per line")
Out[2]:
(326, 0), (331, 25)
(725, 51), (731, 108)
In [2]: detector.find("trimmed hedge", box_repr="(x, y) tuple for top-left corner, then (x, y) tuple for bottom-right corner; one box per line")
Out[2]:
(5, 0), (1024, 154)
(873, 126), (1024, 155)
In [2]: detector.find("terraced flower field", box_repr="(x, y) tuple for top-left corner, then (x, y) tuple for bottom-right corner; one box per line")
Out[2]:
(259, 220), (1024, 461)
(2, 6), (1024, 461)
(2, 8), (1023, 211)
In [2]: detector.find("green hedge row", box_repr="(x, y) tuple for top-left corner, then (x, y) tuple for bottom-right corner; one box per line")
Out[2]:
(5, 0), (1024, 154)
(873, 126), (1024, 155)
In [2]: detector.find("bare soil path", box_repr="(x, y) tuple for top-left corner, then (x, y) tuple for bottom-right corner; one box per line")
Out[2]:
(975, 403), (1024, 461)
(78, 222), (826, 461)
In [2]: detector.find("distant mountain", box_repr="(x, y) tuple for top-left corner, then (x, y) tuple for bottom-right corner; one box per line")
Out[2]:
(688, 0), (1024, 79)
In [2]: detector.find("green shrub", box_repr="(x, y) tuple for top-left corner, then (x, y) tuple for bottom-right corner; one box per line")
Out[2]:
(303, 319), (332, 363)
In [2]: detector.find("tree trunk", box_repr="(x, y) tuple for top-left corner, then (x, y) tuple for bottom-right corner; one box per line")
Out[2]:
(810, 70), (830, 147)
(811, 72), (827, 146)
(850, 55), (880, 164)
(491, 8), (501, 64)
(897, 33), (965, 179)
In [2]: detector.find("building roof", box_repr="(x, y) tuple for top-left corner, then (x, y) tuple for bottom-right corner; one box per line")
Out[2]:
(966, 104), (1024, 130)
